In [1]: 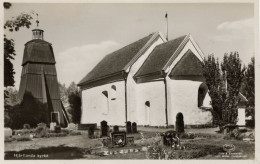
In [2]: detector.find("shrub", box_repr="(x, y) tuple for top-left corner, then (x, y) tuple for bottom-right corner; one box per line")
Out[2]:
(35, 126), (49, 138)
(23, 124), (31, 129)
(14, 129), (35, 135)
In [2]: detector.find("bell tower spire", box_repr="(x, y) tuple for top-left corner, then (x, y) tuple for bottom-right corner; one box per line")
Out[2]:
(32, 13), (44, 40)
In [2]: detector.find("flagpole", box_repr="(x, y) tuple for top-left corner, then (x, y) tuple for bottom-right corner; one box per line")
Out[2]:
(165, 12), (168, 41)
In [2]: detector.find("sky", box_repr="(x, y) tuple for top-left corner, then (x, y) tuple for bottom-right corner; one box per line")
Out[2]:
(4, 3), (255, 88)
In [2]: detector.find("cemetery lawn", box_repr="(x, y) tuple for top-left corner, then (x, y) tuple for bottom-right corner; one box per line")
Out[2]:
(5, 127), (254, 159)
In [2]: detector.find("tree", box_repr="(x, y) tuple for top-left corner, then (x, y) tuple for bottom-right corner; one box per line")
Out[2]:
(221, 52), (245, 124)
(202, 55), (225, 124)
(243, 57), (255, 107)
(241, 57), (255, 124)
(202, 52), (245, 127)
(4, 3), (35, 128)
(4, 5), (34, 87)
(67, 82), (82, 123)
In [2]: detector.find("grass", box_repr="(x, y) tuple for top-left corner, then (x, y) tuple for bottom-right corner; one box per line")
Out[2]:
(5, 127), (255, 159)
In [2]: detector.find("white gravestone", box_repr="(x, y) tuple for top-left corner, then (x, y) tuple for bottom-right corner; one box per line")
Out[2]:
(237, 108), (246, 126)
(50, 122), (57, 131)
(4, 128), (12, 139)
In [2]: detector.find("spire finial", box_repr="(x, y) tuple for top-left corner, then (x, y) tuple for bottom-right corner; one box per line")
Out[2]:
(36, 13), (39, 27)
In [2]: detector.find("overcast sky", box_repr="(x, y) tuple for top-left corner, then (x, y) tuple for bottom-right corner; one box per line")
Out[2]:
(4, 3), (254, 88)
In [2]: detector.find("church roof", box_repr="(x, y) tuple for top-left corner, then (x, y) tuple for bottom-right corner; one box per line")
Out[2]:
(134, 35), (186, 78)
(22, 39), (56, 66)
(78, 33), (155, 86)
(169, 50), (203, 77)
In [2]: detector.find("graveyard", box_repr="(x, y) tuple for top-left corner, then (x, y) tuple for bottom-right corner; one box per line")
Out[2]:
(4, 121), (255, 160)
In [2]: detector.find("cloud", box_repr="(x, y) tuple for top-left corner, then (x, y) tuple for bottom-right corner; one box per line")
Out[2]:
(56, 41), (120, 85)
(216, 18), (254, 31)
(213, 18), (254, 42)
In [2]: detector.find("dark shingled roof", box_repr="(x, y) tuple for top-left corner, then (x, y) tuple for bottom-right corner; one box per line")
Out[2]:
(135, 35), (186, 77)
(22, 39), (55, 66)
(169, 49), (203, 76)
(78, 33), (154, 85)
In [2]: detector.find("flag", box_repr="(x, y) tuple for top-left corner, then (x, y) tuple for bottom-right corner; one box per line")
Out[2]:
(165, 12), (167, 18)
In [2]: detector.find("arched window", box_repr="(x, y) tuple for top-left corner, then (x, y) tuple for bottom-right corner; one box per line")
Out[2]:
(111, 85), (116, 100)
(198, 83), (208, 107)
(145, 101), (150, 125)
(145, 101), (150, 107)
(102, 91), (109, 114)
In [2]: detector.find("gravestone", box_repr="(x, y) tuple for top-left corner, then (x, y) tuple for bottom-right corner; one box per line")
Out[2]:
(132, 122), (137, 133)
(175, 113), (184, 133)
(54, 125), (61, 133)
(50, 122), (56, 131)
(88, 126), (95, 139)
(113, 125), (119, 132)
(101, 120), (108, 137)
(37, 122), (47, 128)
(126, 121), (132, 133)
(4, 128), (12, 139)
(111, 131), (126, 147)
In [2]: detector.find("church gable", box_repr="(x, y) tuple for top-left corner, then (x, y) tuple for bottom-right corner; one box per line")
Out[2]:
(134, 35), (187, 78)
(169, 49), (205, 82)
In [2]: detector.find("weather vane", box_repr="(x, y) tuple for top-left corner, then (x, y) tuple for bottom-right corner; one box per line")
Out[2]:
(36, 13), (39, 27)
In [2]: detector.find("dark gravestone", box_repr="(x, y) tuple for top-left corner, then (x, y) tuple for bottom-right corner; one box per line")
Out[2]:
(175, 113), (184, 133)
(113, 125), (119, 132)
(126, 121), (132, 133)
(111, 131), (126, 147)
(88, 126), (95, 139)
(101, 120), (108, 137)
(132, 122), (137, 133)
(54, 125), (61, 133)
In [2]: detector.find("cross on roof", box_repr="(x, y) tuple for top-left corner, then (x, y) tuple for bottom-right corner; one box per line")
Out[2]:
(36, 13), (39, 27)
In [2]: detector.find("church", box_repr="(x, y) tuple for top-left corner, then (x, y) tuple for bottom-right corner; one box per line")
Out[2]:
(78, 32), (213, 126)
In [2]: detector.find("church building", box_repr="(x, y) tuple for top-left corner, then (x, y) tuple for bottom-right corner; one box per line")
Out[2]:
(78, 32), (213, 126)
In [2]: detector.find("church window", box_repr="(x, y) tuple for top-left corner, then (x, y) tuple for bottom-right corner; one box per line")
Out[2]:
(145, 101), (150, 125)
(102, 91), (109, 114)
(111, 85), (116, 100)
(198, 84), (207, 107)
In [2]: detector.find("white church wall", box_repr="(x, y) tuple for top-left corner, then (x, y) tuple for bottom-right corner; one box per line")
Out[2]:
(81, 81), (126, 125)
(135, 81), (166, 126)
(165, 37), (212, 125)
(167, 80), (212, 125)
(126, 35), (165, 124)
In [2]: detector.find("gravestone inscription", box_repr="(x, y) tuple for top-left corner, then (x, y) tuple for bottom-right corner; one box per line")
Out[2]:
(111, 131), (126, 147)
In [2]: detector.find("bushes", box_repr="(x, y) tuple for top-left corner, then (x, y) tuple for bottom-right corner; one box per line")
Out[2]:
(23, 124), (31, 129)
